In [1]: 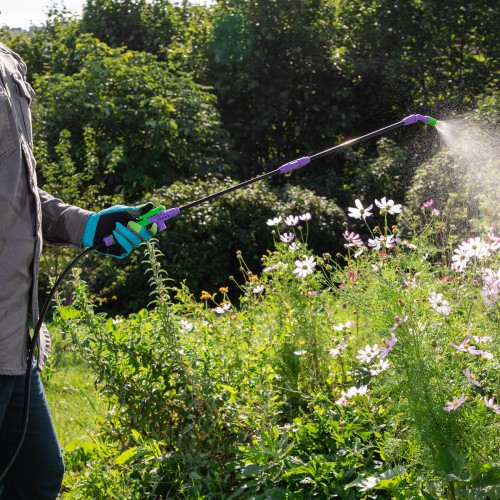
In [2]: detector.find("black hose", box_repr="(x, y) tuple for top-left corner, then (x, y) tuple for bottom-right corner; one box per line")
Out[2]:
(0, 244), (100, 482)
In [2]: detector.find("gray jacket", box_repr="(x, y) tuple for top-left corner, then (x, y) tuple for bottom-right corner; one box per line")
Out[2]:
(0, 42), (92, 375)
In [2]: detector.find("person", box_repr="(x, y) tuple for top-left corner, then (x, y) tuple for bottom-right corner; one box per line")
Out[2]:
(0, 42), (157, 498)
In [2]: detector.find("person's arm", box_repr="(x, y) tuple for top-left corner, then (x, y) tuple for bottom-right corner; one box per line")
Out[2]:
(38, 189), (93, 247)
(39, 189), (158, 258)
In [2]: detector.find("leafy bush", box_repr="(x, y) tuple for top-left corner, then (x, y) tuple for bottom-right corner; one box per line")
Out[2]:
(51, 195), (499, 498)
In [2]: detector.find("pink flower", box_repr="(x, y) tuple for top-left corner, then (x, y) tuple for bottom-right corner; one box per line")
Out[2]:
(378, 332), (397, 359)
(483, 396), (500, 414)
(463, 368), (481, 387)
(422, 199), (435, 209)
(444, 393), (467, 412)
(343, 230), (364, 248)
(451, 337), (481, 354)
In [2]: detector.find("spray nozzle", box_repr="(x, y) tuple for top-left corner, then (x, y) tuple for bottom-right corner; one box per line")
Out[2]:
(403, 114), (438, 127)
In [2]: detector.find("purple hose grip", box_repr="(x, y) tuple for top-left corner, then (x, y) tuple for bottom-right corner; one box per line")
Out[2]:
(148, 207), (180, 227)
(403, 114), (429, 125)
(278, 156), (311, 174)
(103, 235), (115, 247)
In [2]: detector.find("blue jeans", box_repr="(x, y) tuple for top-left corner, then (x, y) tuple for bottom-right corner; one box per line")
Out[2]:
(0, 360), (64, 499)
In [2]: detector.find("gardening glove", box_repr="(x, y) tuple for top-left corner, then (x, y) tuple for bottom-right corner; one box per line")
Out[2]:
(82, 202), (158, 259)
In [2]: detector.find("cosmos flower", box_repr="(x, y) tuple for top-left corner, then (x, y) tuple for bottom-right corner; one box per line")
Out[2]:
(461, 237), (490, 259)
(280, 232), (295, 243)
(266, 216), (282, 226)
(375, 197), (402, 215)
(451, 245), (472, 272)
(370, 359), (390, 376)
(293, 256), (316, 278)
(378, 332), (397, 359)
(180, 319), (194, 332)
(444, 393), (467, 412)
(299, 213), (312, 221)
(285, 215), (299, 226)
(343, 230), (364, 248)
(348, 199), (373, 220)
(451, 337), (481, 354)
(483, 396), (500, 414)
(463, 368), (481, 387)
(332, 320), (355, 331)
(214, 303), (232, 314)
(329, 339), (348, 356)
(429, 292), (451, 315)
(356, 344), (380, 364)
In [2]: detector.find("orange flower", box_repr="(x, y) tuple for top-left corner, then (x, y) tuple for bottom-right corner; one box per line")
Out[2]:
(219, 286), (229, 293)
(200, 292), (212, 300)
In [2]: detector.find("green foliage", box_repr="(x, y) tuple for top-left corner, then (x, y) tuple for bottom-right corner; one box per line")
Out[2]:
(80, 0), (178, 57)
(49, 201), (499, 498)
(33, 34), (230, 197)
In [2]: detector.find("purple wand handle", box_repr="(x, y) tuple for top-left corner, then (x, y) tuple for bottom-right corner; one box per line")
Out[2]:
(102, 207), (181, 247)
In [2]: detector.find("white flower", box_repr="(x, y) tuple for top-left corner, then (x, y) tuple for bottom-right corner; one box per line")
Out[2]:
(356, 344), (380, 363)
(451, 245), (471, 272)
(214, 303), (231, 314)
(285, 215), (299, 226)
(266, 216), (282, 226)
(332, 320), (355, 331)
(481, 288), (498, 307)
(368, 235), (396, 250)
(375, 197), (402, 215)
(293, 256), (316, 278)
(429, 292), (451, 315)
(252, 285), (264, 294)
(370, 359), (390, 376)
(280, 232), (295, 243)
(329, 339), (347, 356)
(294, 350), (307, 356)
(462, 237), (490, 259)
(180, 319), (194, 331)
(299, 212), (311, 221)
(343, 385), (368, 398)
(347, 199), (373, 220)
(335, 396), (348, 406)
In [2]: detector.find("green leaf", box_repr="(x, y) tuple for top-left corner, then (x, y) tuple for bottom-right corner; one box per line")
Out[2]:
(114, 446), (139, 465)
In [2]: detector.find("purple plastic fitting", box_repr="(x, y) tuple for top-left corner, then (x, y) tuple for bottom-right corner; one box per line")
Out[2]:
(148, 207), (181, 232)
(103, 207), (181, 246)
(103, 235), (115, 247)
(278, 156), (311, 174)
(403, 114), (430, 125)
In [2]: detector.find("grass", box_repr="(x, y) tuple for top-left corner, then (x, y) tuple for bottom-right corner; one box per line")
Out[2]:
(43, 350), (107, 449)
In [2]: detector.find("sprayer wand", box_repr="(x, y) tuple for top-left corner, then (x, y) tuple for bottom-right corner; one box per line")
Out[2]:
(103, 114), (438, 244)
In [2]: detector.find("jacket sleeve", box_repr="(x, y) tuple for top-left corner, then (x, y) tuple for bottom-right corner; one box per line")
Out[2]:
(38, 189), (94, 247)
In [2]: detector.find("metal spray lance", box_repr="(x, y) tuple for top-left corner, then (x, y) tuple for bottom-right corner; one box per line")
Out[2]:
(102, 114), (439, 245)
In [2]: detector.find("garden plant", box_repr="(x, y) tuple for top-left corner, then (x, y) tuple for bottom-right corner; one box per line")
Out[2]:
(49, 194), (499, 498)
